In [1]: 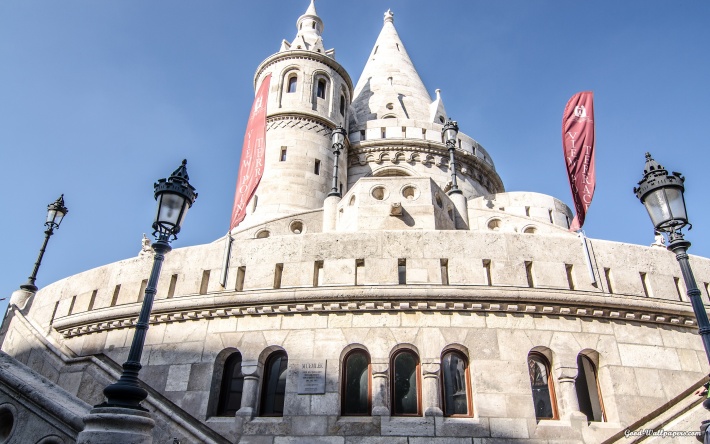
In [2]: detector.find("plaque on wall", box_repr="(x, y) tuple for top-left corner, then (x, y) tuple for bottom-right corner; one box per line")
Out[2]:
(297, 360), (326, 394)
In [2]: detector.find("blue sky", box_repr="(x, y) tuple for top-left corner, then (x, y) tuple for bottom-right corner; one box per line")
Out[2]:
(1, 1), (709, 313)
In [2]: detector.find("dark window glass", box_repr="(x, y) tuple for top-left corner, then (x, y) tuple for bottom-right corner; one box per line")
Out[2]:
(441, 351), (470, 416)
(392, 350), (420, 415)
(317, 79), (326, 99)
(260, 351), (288, 416)
(288, 76), (297, 93)
(342, 350), (370, 415)
(575, 355), (605, 422)
(340, 95), (346, 115)
(528, 353), (557, 420)
(217, 353), (244, 416)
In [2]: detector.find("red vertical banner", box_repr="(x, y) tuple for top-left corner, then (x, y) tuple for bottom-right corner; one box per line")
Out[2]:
(562, 91), (596, 232)
(230, 74), (271, 230)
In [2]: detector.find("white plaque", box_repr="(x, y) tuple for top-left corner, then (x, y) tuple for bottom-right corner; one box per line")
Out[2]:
(297, 360), (326, 394)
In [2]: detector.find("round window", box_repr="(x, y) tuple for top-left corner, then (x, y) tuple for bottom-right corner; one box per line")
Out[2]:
(255, 230), (270, 239)
(0, 405), (15, 443)
(371, 186), (387, 201)
(401, 185), (418, 200)
(487, 219), (502, 231)
(290, 221), (304, 234)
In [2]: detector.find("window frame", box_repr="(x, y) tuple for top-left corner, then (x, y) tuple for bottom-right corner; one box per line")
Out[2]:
(259, 350), (288, 417)
(316, 79), (327, 100)
(287, 75), (298, 94)
(575, 354), (606, 422)
(527, 351), (559, 420)
(340, 349), (372, 416)
(440, 350), (473, 417)
(216, 352), (245, 417)
(390, 349), (422, 416)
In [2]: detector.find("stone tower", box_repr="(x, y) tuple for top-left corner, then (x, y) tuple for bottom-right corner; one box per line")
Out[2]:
(347, 10), (503, 202)
(239, 0), (353, 229)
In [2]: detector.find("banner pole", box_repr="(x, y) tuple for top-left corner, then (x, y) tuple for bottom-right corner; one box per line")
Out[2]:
(219, 233), (233, 288)
(578, 231), (597, 286)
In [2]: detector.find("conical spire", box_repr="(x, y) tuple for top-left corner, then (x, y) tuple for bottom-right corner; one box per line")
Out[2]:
(280, 0), (332, 57)
(350, 10), (439, 125)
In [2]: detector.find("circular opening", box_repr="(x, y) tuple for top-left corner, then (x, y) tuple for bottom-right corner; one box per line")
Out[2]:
(349, 195), (356, 206)
(255, 230), (270, 239)
(401, 185), (417, 200)
(0, 407), (15, 442)
(524, 226), (537, 234)
(435, 194), (443, 208)
(438, 116), (445, 123)
(386, 103), (394, 110)
(289, 221), (304, 234)
(487, 219), (501, 231)
(371, 186), (387, 201)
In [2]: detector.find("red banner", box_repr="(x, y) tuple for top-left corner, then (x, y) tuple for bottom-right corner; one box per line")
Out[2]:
(562, 91), (596, 232)
(230, 74), (271, 230)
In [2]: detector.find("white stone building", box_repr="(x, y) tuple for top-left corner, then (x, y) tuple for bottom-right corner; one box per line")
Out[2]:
(2, 2), (710, 443)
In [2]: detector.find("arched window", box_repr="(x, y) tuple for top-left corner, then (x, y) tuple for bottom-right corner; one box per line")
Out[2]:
(216, 352), (244, 416)
(287, 76), (297, 93)
(441, 350), (472, 416)
(260, 351), (288, 416)
(341, 349), (371, 415)
(317, 79), (326, 99)
(339, 95), (346, 116)
(576, 354), (605, 422)
(391, 350), (421, 416)
(528, 352), (558, 420)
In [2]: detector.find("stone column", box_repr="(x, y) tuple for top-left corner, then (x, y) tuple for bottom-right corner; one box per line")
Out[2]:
(236, 362), (261, 419)
(371, 362), (389, 416)
(422, 362), (443, 417)
(448, 192), (469, 230)
(322, 195), (340, 232)
(554, 364), (585, 422)
(76, 407), (154, 444)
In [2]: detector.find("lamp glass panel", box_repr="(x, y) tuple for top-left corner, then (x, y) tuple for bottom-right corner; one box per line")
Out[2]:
(332, 131), (345, 146)
(53, 210), (65, 226)
(643, 188), (673, 229)
(444, 128), (457, 143)
(46, 208), (57, 225)
(665, 187), (688, 223)
(156, 192), (186, 227)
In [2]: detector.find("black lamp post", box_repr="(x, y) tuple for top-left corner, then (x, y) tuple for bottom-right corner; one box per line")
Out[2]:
(328, 125), (346, 198)
(100, 160), (197, 410)
(634, 153), (710, 357)
(20, 195), (68, 292)
(634, 153), (710, 441)
(442, 119), (461, 195)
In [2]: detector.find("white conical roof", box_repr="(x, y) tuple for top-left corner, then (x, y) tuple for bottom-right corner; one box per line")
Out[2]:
(350, 10), (437, 126)
(279, 0), (333, 57)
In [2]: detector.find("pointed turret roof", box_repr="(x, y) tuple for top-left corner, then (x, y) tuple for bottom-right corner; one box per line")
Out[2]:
(279, 0), (334, 58)
(350, 10), (442, 126)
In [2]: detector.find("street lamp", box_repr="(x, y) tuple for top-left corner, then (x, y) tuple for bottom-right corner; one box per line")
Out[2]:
(634, 153), (710, 440)
(328, 125), (346, 198)
(100, 160), (197, 410)
(20, 195), (68, 292)
(442, 119), (461, 195)
(634, 153), (709, 356)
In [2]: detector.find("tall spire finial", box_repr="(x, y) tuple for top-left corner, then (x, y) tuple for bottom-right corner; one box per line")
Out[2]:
(384, 9), (394, 24)
(305, 0), (317, 16)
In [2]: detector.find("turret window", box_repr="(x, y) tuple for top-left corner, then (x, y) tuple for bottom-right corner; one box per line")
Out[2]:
(317, 79), (326, 99)
(287, 76), (297, 93)
(340, 95), (346, 116)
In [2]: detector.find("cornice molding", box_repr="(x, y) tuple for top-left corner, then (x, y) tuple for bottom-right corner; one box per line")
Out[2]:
(53, 285), (699, 339)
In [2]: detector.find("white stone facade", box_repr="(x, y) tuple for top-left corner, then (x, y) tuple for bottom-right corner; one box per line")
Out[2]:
(1, 2), (709, 444)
